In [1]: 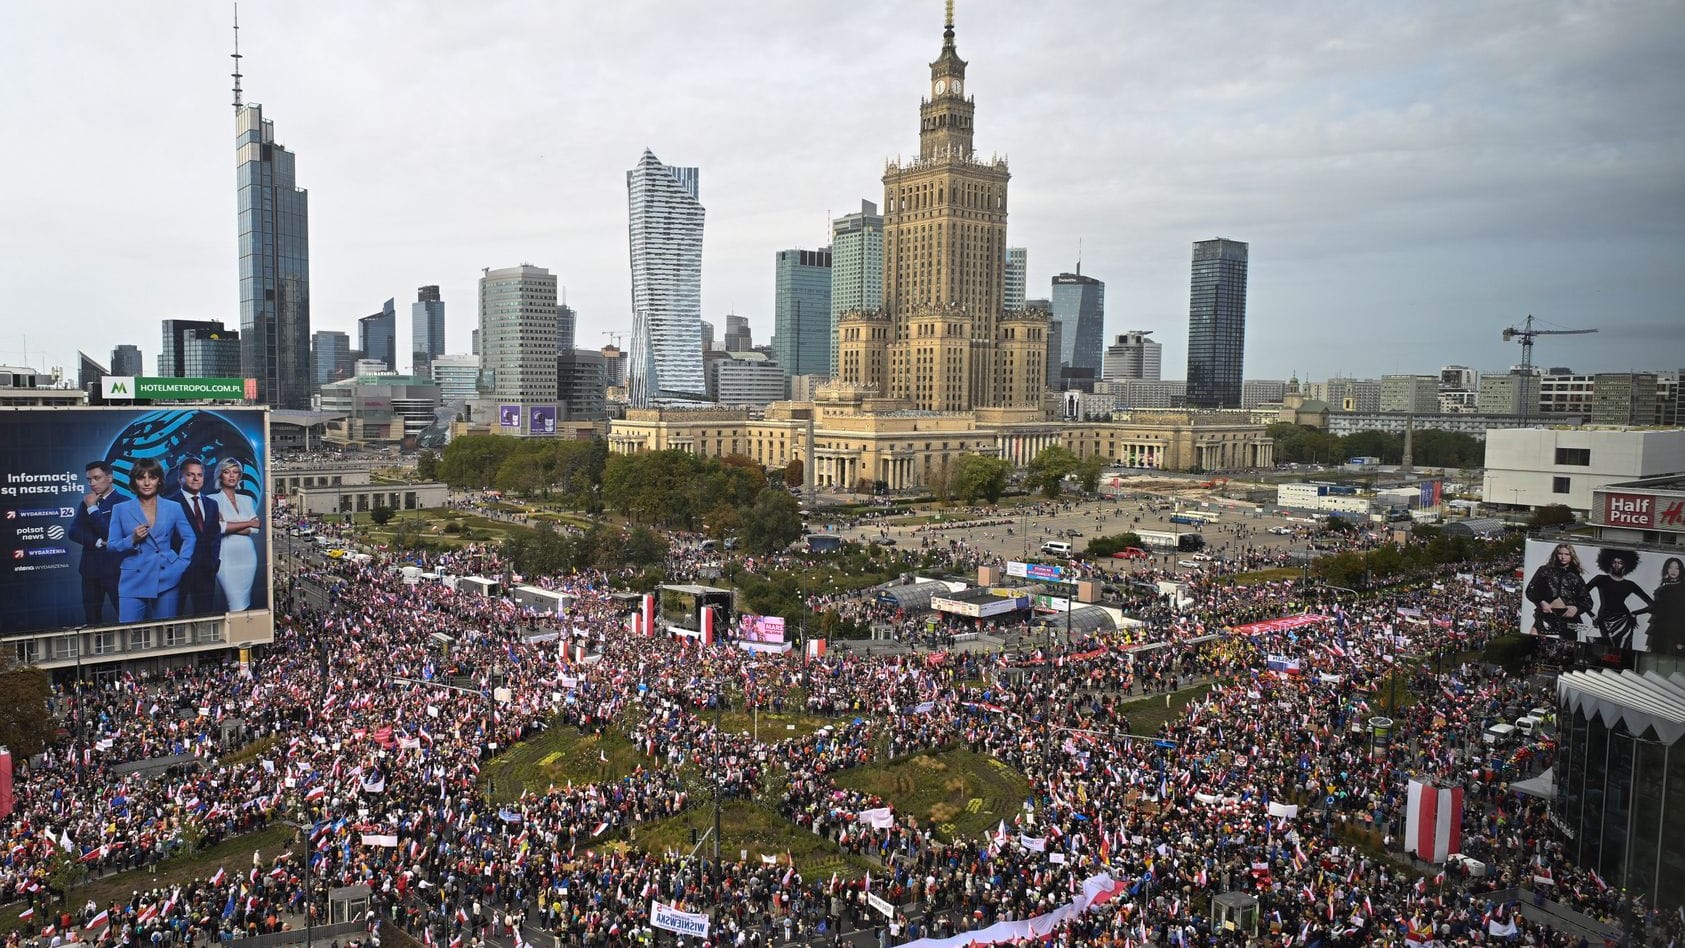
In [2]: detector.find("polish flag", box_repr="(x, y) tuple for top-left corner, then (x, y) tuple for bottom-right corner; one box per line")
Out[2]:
(18, 908), (34, 922)
(85, 910), (110, 931)
(641, 594), (656, 638)
(210, 867), (227, 886)
(1403, 779), (1462, 863)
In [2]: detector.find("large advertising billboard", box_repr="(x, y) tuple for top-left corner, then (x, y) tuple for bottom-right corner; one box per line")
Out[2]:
(0, 408), (270, 635)
(1521, 539), (1683, 655)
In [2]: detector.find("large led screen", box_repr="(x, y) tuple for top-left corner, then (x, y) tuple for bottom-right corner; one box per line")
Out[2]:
(0, 408), (270, 634)
(1521, 538), (1683, 655)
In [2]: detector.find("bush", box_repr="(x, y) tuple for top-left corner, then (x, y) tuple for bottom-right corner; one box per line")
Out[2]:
(370, 506), (396, 526)
(1085, 533), (1143, 558)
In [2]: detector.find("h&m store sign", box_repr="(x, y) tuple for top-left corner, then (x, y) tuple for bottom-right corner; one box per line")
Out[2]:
(1600, 491), (1685, 530)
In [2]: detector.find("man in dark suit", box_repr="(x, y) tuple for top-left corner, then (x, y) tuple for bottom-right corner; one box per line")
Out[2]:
(172, 457), (223, 616)
(69, 460), (122, 624)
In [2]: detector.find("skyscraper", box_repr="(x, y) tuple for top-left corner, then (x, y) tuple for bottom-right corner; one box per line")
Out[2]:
(412, 285), (445, 374)
(830, 200), (884, 375)
(558, 304), (577, 354)
(109, 344), (143, 378)
(1051, 270), (1104, 375)
(1185, 238), (1248, 409)
(773, 247), (833, 378)
(236, 103), (311, 409)
(1004, 248), (1027, 312)
(1102, 331), (1162, 381)
(359, 298), (397, 372)
(312, 330), (351, 386)
(626, 149), (706, 406)
(160, 319), (234, 377)
(722, 314), (752, 353)
(835, 8), (1046, 410)
(477, 264), (558, 434)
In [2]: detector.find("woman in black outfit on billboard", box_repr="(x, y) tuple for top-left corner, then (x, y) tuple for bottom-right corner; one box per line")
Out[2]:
(1646, 556), (1685, 654)
(1525, 542), (1593, 638)
(1587, 548), (1653, 650)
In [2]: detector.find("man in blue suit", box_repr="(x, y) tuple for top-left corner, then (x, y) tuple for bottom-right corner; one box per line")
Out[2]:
(171, 457), (223, 616)
(69, 460), (122, 624)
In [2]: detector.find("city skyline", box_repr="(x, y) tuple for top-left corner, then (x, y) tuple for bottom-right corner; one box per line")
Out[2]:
(2, 1), (1681, 388)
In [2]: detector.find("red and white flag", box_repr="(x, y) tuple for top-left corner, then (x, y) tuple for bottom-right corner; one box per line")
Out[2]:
(85, 910), (110, 931)
(1403, 779), (1462, 863)
(209, 867), (227, 886)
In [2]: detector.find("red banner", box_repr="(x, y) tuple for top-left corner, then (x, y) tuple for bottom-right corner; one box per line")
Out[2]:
(1229, 614), (1330, 637)
(0, 748), (13, 819)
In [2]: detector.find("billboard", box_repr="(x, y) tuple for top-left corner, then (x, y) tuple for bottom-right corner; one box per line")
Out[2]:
(499, 404), (521, 428)
(0, 408), (270, 635)
(103, 377), (253, 401)
(1007, 561), (1068, 582)
(1596, 490), (1685, 530)
(1521, 539), (1682, 654)
(529, 405), (557, 435)
(737, 614), (786, 644)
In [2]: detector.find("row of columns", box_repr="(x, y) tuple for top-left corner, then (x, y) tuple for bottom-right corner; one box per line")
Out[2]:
(1002, 431), (1065, 466)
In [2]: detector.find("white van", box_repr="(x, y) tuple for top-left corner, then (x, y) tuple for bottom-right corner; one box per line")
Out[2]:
(1041, 541), (1073, 556)
(1515, 716), (1542, 737)
(1483, 723), (1517, 746)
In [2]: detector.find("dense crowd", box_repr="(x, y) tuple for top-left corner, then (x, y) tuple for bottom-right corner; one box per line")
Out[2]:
(2, 510), (1678, 948)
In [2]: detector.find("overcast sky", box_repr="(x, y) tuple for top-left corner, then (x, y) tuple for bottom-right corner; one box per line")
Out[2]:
(3, 0), (1682, 384)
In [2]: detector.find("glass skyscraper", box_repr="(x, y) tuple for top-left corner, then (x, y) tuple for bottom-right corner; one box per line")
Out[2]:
(477, 264), (558, 435)
(1051, 270), (1105, 375)
(829, 200), (884, 378)
(312, 330), (351, 386)
(1004, 247), (1027, 313)
(1185, 237), (1248, 409)
(236, 104), (311, 409)
(412, 285), (445, 374)
(773, 247), (833, 379)
(626, 149), (706, 406)
(359, 298), (397, 372)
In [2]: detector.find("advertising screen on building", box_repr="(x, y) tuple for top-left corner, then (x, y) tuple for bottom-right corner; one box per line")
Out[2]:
(529, 405), (557, 435)
(499, 405), (521, 428)
(1521, 539), (1682, 654)
(737, 614), (785, 644)
(0, 408), (270, 635)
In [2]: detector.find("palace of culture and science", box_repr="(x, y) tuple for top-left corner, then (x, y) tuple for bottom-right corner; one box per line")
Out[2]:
(608, 11), (1273, 489)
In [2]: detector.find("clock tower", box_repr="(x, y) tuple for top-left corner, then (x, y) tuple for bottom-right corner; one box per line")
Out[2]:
(920, 5), (974, 161)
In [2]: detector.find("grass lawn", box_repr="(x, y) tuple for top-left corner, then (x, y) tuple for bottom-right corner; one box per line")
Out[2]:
(714, 706), (838, 743)
(630, 800), (870, 879)
(0, 824), (296, 939)
(832, 747), (1030, 842)
(1229, 567), (1302, 586)
(481, 720), (649, 802)
(1118, 682), (1213, 735)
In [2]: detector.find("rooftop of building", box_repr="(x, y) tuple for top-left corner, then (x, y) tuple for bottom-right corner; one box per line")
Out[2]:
(1601, 473), (1685, 494)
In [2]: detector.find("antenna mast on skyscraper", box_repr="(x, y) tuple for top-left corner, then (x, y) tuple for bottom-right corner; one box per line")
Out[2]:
(231, 4), (244, 110)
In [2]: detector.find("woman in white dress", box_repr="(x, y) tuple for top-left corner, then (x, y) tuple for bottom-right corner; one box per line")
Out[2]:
(215, 458), (261, 611)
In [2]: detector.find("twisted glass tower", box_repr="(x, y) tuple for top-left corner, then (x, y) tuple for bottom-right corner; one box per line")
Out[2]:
(236, 104), (311, 409)
(626, 149), (706, 406)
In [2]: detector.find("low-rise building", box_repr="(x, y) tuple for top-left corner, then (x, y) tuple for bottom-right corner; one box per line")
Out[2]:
(1483, 426), (1685, 516)
(318, 374), (442, 446)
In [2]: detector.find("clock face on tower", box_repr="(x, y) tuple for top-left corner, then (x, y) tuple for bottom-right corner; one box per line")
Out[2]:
(934, 79), (946, 95)
(952, 79), (961, 96)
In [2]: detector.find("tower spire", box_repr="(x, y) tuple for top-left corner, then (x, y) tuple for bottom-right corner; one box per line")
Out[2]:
(944, 0), (955, 45)
(230, 3), (244, 111)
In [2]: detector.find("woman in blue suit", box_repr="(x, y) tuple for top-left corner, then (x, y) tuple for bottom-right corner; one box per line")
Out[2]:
(107, 458), (195, 623)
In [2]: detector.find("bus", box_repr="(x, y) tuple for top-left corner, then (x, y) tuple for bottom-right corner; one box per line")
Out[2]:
(1171, 510), (1220, 525)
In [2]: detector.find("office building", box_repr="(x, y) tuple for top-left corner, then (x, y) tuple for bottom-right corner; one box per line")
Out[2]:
(183, 327), (242, 378)
(558, 350), (608, 421)
(1241, 379), (1287, 410)
(1092, 379), (1187, 410)
(311, 330), (352, 386)
(1478, 371), (1530, 416)
(1591, 372), (1659, 425)
(773, 247), (833, 378)
(159, 319), (229, 377)
(110, 344), (143, 378)
(600, 345), (628, 388)
(711, 352), (790, 408)
(1004, 248), (1027, 313)
(477, 263), (559, 435)
(1102, 331), (1161, 381)
(236, 103), (311, 409)
(1440, 365), (1477, 392)
(722, 314), (752, 353)
(1380, 374), (1440, 414)
(411, 285), (445, 374)
(1185, 238), (1248, 409)
(558, 304), (577, 355)
(1051, 270), (1104, 375)
(1045, 320), (1063, 391)
(1313, 377), (1383, 414)
(626, 149), (707, 406)
(1538, 370), (1594, 418)
(358, 298), (397, 372)
(700, 320), (715, 352)
(835, 10), (1047, 411)
(318, 374), (442, 446)
(1326, 411), (1565, 442)
(831, 200), (885, 377)
(429, 354), (480, 407)
(78, 352), (108, 391)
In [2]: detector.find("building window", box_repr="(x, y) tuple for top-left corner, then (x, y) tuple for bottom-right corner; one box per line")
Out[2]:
(1552, 476), (1571, 494)
(1554, 447), (1591, 466)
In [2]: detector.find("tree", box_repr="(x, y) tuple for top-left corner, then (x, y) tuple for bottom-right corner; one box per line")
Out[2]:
(1076, 454), (1107, 494)
(369, 505), (396, 526)
(1529, 504), (1577, 528)
(0, 651), (51, 756)
(416, 449), (439, 480)
(782, 458), (804, 489)
(1266, 423), (1342, 465)
(1024, 446), (1079, 498)
(1339, 430), (1401, 464)
(1085, 532), (1143, 558)
(948, 454), (1010, 504)
(623, 525), (670, 568)
(741, 487), (804, 555)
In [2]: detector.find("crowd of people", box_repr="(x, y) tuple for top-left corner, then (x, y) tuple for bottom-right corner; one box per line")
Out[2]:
(2, 505), (1678, 948)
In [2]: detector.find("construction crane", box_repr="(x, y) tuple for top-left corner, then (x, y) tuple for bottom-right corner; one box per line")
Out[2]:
(601, 331), (626, 349)
(1502, 314), (1597, 424)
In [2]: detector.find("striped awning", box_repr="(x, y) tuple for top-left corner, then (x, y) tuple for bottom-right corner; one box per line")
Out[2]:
(1556, 669), (1685, 746)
